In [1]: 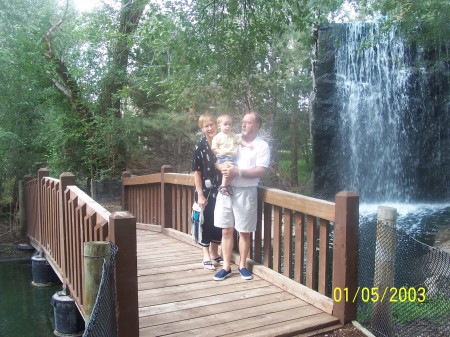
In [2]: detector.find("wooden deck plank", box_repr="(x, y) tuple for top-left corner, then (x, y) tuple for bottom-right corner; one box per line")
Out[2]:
(139, 279), (271, 305)
(143, 299), (310, 336)
(140, 285), (286, 316)
(137, 229), (341, 337)
(139, 292), (296, 328)
(224, 312), (340, 337)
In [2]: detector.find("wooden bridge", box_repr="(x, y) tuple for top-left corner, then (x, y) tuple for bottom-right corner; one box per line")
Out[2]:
(23, 166), (359, 337)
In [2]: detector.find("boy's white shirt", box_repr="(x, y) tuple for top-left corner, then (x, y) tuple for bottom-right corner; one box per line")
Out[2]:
(211, 132), (241, 156)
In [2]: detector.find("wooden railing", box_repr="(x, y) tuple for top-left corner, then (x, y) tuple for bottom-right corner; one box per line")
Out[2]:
(24, 168), (139, 337)
(123, 165), (359, 324)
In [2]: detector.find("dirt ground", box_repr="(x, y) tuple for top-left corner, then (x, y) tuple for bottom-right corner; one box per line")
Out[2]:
(311, 323), (368, 336)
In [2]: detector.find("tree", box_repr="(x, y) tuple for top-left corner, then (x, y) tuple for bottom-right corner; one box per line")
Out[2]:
(1, 0), (351, 197)
(128, 0), (343, 187)
(0, 0), (60, 181)
(41, 0), (148, 178)
(357, 0), (450, 47)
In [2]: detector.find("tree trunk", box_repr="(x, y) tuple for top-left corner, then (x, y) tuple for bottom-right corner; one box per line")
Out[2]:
(95, 0), (147, 176)
(97, 0), (147, 118)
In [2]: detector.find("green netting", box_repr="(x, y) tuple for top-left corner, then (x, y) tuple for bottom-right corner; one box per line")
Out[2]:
(358, 220), (450, 337)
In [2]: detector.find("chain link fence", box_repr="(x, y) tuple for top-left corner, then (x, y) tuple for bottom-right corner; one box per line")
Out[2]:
(358, 209), (450, 337)
(90, 179), (122, 212)
(83, 242), (118, 337)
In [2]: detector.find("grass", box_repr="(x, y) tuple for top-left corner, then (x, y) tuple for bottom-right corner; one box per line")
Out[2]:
(357, 294), (450, 326)
(392, 294), (450, 324)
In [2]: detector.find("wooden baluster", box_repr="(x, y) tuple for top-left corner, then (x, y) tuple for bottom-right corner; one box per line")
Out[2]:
(59, 173), (76, 283)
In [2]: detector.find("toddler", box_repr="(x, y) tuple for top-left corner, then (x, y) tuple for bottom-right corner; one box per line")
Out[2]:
(211, 114), (252, 195)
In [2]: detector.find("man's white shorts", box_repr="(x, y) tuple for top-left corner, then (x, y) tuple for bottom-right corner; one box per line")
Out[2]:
(214, 186), (258, 233)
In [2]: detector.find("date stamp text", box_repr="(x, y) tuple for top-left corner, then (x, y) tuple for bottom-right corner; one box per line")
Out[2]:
(333, 287), (427, 303)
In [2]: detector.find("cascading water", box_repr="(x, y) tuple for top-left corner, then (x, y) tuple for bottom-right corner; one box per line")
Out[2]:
(336, 23), (420, 203)
(324, 23), (450, 336)
(313, 22), (449, 204)
(325, 21), (450, 240)
(324, 21), (450, 204)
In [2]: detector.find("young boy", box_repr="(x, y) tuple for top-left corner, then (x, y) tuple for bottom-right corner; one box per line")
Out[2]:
(211, 114), (252, 195)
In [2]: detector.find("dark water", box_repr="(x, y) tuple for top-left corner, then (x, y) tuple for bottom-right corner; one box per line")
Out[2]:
(359, 203), (450, 246)
(0, 259), (59, 337)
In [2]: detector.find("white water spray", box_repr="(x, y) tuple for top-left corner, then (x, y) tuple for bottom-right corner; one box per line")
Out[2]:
(335, 23), (425, 202)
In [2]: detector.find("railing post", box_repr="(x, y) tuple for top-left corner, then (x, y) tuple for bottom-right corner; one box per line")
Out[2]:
(37, 168), (50, 243)
(332, 191), (359, 324)
(59, 172), (76, 281)
(161, 165), (173, 229)
(83, 241), (111, 323)
(109, 211), (138, 337)
(121, 171), (131, 211)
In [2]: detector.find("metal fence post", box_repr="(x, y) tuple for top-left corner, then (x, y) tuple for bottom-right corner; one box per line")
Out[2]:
(21, 175), (33, 239)
(161, 165), (173, 229)
(121, 171), (131, 211)
(19, 176), (32, 239)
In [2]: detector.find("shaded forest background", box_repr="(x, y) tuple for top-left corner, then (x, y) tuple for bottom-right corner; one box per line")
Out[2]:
(0, 0), (448, 235)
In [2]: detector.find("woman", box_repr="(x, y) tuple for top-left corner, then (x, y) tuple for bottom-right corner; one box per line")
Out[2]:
(191, 114), (223, 270)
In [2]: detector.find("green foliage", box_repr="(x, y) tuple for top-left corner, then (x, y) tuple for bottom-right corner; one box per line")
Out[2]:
(358, 294), (450, 326)
(277, 155), (313, 190)
(356, 0), (450, 46)
(40, 104), (89, 176)
(0, 0), (339, 195)
(0, 177), (16, 206)
(0, 177), (17, 228)
(0, 0), (60, 181)
(392, 294), (450, 324)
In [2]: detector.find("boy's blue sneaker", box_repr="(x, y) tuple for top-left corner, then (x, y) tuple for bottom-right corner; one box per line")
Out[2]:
(238, 267), (253, 280)
(213, 268), (232, 281)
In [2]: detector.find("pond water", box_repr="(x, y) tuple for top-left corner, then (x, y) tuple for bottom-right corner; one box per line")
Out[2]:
(0, 258), (60, 337)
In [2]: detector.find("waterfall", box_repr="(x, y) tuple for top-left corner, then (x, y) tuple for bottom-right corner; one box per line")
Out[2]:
(313, 22), (448, 202)
(335, 23), (426, 202)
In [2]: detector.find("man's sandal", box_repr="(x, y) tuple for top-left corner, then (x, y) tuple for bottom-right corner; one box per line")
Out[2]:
(203, 260), (216, 271)
(213, 256), (224, 265)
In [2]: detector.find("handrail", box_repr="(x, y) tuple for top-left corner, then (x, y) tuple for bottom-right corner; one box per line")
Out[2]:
(122, 165), (359, 324)
(23, 169), (138, 337)
(62, 185), (110, 313)
(258, 186), (336, 221)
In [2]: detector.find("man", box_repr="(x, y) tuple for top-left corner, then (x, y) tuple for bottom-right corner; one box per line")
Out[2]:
(213, 111), (270, 281)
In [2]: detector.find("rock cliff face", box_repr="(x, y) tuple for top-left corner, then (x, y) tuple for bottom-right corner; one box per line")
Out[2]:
(310, 25), (340, 201)
(311, 23), (449, 202)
